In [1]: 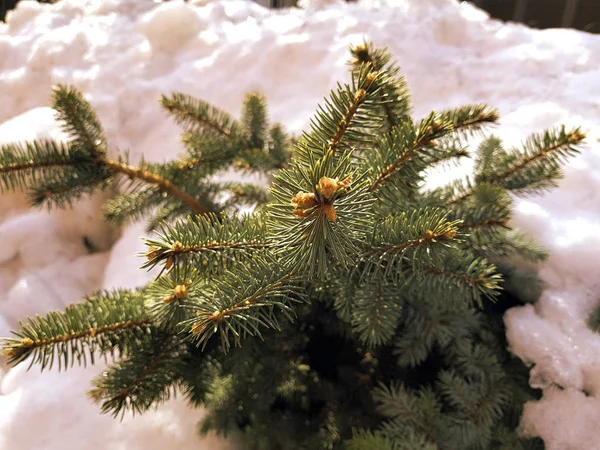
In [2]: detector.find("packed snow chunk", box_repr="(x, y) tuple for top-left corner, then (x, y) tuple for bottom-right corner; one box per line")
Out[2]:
(222, 0), (270, 23)
(0, 212), (80, 267)
(136, 1), (207, 54)
(519, 386), (600, 450)
(27, 29), (92, 72)
(298, 0), (346, 12)
(0, 363), (232, 450)
(3, 271), (63, 322)
(4, 0), (45, 33)
(1, 252), (109, 324)
(0, 107), (67, 144)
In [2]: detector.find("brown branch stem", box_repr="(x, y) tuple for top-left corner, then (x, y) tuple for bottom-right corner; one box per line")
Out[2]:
(103, 159), (210, 214)
(448, 131), (582, 205)
(18, 317), (151, 350)
(423, 268), (483, 287)
(0, 160), (75, 174)
(458, 218), (508, 230)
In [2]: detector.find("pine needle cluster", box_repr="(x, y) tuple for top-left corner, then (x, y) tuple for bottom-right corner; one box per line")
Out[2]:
(0, 43), (585, 449)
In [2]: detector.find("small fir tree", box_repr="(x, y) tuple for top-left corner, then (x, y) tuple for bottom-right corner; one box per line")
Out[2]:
(0, 44), (585, 449)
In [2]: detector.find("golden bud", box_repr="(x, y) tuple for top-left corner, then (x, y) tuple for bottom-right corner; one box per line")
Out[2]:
(173, 284), (188, 299)
(146, 246), (160, 261)
(317, 177), (338, 200)
(191, 321), (202, 335)
(321, 203), (337, 222)
(366, 71), (378, 84)
(443, 229), (457, 239)
(293, 209), (312, 218)
(291, 192), (317, 209)
(355, 89), (367, 102)
(338, 174), (352, 190)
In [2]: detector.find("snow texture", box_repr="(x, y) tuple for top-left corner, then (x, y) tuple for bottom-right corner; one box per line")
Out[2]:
(0, 0), (599, 448)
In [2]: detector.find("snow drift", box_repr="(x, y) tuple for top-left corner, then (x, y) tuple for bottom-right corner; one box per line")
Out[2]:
(0, 0), (599, 448)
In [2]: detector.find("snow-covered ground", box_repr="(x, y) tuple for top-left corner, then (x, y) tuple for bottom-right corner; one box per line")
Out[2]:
(0, 0), (599, 448)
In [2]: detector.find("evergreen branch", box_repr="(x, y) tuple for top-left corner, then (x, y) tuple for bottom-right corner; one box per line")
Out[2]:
(368, 119), (430, 192)
(436, 105), (499, 140)
(394, 303), (461, 368)
(358, 209), (461, 279)
(457, 217), (508, 231)
(2, 290), (151, 370)
(472, 229), (548, 262)
(145, 202), (192, 233)
(412, 257), (502, 307)
(161, 92), (241, 139)
(495, 127), (583, 184)
(267, 123), (292, 169)
(28, 168), (112, 209)
(142, 213), (270, 272)
(242, 93), (268, 149)
(296, 64), (382, 164)
(474, 136), (506, 178)
(183, 261), (306, 351)
(346, 429), (398, 450)
(103, 157), (210, 214)
(0, 159), (74, 175)
(326, 79), (371, 157)
(88, 334), (184, 418)
(270, 151), (375, 278)
(52, 85), (106, 156)
(448, 127), (585, 204)
(217, 182), (270, 210)
(374, 383), (442, 446)
(102, 187), (162, 225)
(347, 428), (440, 450)
(370, 106), (497, 192)
(349, 42), (412, 132)
(446, 181), (477, 206)
(180, 132), (242, 174)
(423, 139), (470, 167)
(146, 265), (202, 331)
(0, 140), (87, 192)
(351, 282), (402, 347)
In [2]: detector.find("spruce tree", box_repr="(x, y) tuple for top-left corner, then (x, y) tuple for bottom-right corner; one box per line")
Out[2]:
(0, 43), (585, 449)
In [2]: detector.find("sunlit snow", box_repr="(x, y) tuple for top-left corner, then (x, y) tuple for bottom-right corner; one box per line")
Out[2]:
(0, 0), (599, 448)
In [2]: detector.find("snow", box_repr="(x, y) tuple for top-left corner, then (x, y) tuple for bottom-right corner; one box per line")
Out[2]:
(0, 0), (599, 448)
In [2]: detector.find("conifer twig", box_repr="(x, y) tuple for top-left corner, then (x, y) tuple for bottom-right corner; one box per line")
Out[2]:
(457, 218), (508, 230)
(160, 93), (239, 139)
(350, 44), (398, 131)
(363, 228), (457, 258)
(103, 158), (210, 214)
(91, 351), (167, 406)
(327, 71), (378, 157)
(0, 159), (76, 174)
(448, 128), (585, 205)
(369, 143), (419, 192)
(191, 275), (292, 337)
(11, 318), (151, 353)
(423, 268), (489, 288)
(327, 89), (368, 157)
(370, 110), (498, 192)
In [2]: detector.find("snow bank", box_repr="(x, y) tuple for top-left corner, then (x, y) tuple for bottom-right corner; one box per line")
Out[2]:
(0, 0), (599, 448)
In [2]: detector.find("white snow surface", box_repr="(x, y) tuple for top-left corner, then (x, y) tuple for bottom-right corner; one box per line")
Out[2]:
(0, 0), (599, 448)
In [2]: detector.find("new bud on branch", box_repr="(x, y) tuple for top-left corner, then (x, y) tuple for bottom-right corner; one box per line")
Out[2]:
(290, 175), (353, 222)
